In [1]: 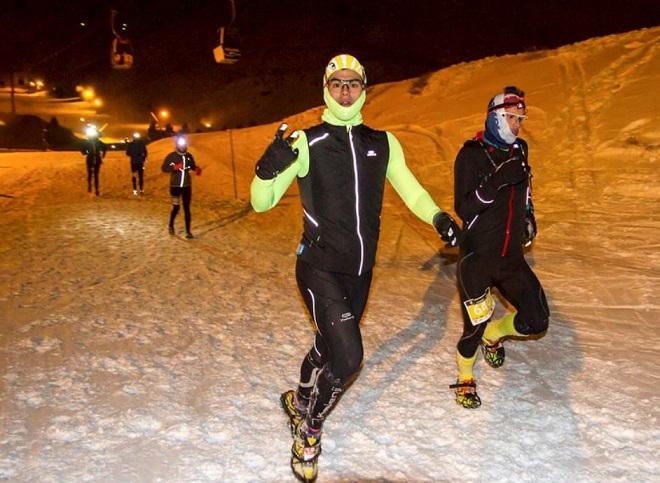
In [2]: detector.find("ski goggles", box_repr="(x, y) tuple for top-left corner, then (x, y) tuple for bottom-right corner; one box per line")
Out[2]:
(489, 94), (527, 113)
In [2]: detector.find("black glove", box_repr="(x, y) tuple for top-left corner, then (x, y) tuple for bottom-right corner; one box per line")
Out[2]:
(433, 211), (462, 247)
(488, 157), (528, 190)
(522, 208), (537, 247)
(255, 124), (299, 180)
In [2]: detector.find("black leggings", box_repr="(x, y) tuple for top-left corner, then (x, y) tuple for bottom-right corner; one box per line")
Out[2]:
(295, 258), (372, 427)
(87, 162), (101, 194)
(131, 163), (144, 191)
(169, 186), (192, 233)
(456, 251), (549, 358)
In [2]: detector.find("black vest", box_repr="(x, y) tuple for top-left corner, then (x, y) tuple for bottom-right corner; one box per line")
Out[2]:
(297, 123), (390, 275)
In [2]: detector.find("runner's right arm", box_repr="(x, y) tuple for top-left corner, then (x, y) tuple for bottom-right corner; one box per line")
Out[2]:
(250, 132), (308, 212)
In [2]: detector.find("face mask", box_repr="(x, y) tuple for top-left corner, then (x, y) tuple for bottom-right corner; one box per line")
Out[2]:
(485, 109), (517, 146)
(322, 88), (365, 125)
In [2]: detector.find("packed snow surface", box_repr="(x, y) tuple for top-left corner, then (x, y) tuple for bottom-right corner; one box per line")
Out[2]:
(1, 27), (659, 482)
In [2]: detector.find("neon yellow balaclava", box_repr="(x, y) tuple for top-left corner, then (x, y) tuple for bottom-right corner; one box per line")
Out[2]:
(321, 54), (366, 126)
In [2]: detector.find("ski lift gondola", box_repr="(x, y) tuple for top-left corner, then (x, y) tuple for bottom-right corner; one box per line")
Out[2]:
(111, 37), (134, 69)
(110, 10), (134, 70)
(213, 0), (241, 64)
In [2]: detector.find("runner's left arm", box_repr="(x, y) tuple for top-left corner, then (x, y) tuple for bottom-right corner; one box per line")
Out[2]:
(385, 132), (443, 224)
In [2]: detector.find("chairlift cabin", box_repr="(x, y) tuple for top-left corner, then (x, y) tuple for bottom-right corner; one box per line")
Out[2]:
(213, 0), (241, 64)
(213, 26), (241, 64)
(110, 9), (134, 70)
(111, 37), (134, 69)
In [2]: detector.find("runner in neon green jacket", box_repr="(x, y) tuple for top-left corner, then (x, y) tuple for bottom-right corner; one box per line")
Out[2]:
(250, 53), (459, 483)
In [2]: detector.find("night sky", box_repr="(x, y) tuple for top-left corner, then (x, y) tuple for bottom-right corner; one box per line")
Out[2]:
(2, 0), (659, 128)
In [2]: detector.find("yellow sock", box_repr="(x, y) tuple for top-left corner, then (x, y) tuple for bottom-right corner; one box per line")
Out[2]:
(483, 312), (521, 343)
(456, 351), (478, 382)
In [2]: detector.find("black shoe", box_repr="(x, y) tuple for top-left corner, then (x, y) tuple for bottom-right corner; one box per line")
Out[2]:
(185, 232), (194, 239)
(168, 226), (175, 235)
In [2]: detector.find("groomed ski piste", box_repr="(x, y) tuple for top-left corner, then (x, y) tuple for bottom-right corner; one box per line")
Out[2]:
(1, 27), (659, 482)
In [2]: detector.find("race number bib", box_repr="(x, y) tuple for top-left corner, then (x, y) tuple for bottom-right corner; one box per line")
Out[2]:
(463, 288), (495, 326)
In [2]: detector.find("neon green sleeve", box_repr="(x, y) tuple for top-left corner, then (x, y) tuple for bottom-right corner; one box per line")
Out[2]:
(250, 132), (310, 212)
(385, 131), (442, 224)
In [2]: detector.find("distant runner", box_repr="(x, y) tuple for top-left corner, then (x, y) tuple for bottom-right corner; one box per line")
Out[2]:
(80, 125), (106, 196)
(125, 132), (148, 195)
(161, 136), (201, 239)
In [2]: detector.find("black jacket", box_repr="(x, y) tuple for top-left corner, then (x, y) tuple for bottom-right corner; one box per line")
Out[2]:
(80, 139), (106, 166)
(126, 139), (147, 163)
(297, 123), (390, 275)
(454, 137), (532, 257)
(161, 151), (197, 187)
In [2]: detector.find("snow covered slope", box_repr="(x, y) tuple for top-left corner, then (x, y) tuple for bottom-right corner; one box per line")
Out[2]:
(0, 27), (658, 482)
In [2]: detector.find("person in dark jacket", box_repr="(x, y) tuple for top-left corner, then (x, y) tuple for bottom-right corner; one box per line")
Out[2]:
(80, 125), (106, 196)
(161, 136), (201, 239)
(450, 86), (550, 409)
(126, 132), (148, 195)
(250, 54), (460, 482)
